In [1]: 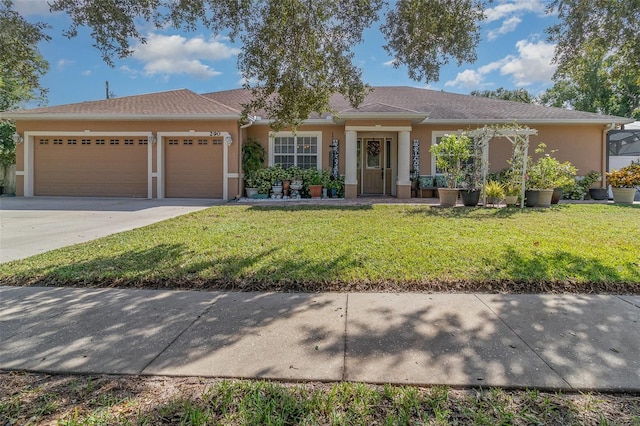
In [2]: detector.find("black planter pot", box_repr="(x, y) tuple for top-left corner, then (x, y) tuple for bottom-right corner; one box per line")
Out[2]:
(460, 189), (480, 206)
(589, 188), (608, 200)
(551, 187), (563, 204)
(525, 190), (539, 207)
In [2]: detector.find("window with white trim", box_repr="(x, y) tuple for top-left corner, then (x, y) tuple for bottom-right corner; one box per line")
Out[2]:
(271, 132), (321, 169)
(431, 131), (473, 174)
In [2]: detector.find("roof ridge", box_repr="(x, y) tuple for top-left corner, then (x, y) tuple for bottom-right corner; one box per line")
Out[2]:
(192, 91), (242, 114)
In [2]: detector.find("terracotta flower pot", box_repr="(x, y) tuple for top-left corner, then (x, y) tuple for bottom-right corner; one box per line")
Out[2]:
(551, 188), (563, 204)
(309, 184), (323, 198)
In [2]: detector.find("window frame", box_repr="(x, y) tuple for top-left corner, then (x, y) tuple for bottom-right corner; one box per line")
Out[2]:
(269, 131), (323, 170)
(431, 130), (474, 175)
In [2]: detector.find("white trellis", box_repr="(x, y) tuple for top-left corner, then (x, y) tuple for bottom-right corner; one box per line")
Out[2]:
(467, 125), (538, 208)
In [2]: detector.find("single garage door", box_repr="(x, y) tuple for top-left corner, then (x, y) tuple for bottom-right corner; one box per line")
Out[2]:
(165, 137), (223, 198)
(34, 136), (148, 197)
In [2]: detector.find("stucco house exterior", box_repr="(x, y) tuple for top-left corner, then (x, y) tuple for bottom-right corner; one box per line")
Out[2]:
(1, 86), (633, 199)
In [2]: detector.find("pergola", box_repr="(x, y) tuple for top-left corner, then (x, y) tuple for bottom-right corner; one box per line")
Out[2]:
(467, 125), (538, 208)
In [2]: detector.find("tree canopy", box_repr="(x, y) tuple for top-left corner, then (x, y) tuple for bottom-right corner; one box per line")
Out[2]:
(547, 0), (640, 78)
(545, 0), (639, 118)
(470, 88), (533, 103)
(539, 48), (640, 119)
(0, 0), (50, 111)
(49, 0), (486, 129)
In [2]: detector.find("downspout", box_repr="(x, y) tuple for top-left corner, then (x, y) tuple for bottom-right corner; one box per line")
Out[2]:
(602, 123), (616, 186)
(238, 116), (256, 198)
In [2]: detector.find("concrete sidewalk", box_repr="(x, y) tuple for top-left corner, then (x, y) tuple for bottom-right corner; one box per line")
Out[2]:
(1, 286), (639, 391)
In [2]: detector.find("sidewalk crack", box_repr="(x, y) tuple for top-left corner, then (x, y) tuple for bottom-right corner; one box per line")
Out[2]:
(139, 301), (215, 374)
(342, 293), (349, 381)
(474, 294), (573, 390)
(615, 295), (640, 309)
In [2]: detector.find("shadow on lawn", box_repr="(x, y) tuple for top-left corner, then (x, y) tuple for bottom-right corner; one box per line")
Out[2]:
(15, 243), (358, 290)
(494, 247), (640, 284)
(404, 204), (571, 219)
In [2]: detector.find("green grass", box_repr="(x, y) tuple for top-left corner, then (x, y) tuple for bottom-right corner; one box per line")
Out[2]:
(2, 373), (639, 425)
(1, 204), (639, 291)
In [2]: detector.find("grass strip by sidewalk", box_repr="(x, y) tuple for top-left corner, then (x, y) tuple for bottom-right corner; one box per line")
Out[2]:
(1, 204), (639, 292)
(1, 372), (639, 425)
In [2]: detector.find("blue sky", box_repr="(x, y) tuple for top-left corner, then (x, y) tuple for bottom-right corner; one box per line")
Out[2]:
(15, 0), (558, 107)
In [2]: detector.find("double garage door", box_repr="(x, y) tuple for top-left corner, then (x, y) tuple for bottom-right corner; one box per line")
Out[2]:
(33, 136), (223, 198)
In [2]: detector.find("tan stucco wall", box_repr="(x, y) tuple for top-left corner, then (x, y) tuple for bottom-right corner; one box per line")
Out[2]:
(14, 118), (608, 197)
(246, 124), (347, 173)
(410, 123), (606, 177)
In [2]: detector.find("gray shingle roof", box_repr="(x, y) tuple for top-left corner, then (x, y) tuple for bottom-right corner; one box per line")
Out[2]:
(203, 86), (631, 124)
(2, 86), (632, 125)
(4, 89), (240, 117)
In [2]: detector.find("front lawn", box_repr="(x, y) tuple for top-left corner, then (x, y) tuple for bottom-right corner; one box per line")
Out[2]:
(1, 204), (639, 292)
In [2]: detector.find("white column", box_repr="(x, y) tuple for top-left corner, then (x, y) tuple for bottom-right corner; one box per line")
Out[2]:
(147, 138), (153, 199)
(397, 130), (411, 185)
(157, 135), (164, 199)
(24, 133), (34, 197)
(345, 130), (358, 185)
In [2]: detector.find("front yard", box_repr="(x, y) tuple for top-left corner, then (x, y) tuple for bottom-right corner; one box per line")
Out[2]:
(1, 204), (638, 293)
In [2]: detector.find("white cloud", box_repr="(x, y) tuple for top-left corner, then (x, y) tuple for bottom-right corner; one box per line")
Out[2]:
(445, 39), (556, 89)
(12, 0), (51, 16)
(237, 73), (258, 86)
(57, 59), (75, 70)
(383, 59), (396, 67)
(130, 33), (240, 79)
(484, 0), (546, 23)
(445, 69), (485, 89)
(500, 40), (556, 86)
(488, 16), (522, 41)
(82, 70), (91, 76)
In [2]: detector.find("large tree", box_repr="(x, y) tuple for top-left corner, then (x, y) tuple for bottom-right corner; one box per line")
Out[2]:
(0, 0), (51, 183)
(539, 48), (640, 119)
(0, 0), (50, 111)
(547, 0), (640, 77)
(470, 88), (533, 103)
(49, 0), (485, 129)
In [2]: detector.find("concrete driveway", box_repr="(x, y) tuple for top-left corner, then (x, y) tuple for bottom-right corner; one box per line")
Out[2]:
(0, 197), (222, 263)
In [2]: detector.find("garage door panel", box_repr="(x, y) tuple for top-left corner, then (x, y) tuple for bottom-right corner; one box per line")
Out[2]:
(165, 138), (223, 198)
(34, 138), (147, 197)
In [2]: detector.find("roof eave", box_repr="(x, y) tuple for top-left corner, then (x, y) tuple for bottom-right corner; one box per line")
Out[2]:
(421, 118), (635, 125)
(0, 113), (241, 121)
(339, 112), (428, 120)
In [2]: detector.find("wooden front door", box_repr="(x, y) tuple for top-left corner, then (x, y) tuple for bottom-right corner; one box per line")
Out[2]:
(362, 138), (384, 194)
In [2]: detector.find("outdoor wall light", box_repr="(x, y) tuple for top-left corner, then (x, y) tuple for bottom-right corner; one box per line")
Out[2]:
(225, 135), (232, 145)
(148, 133), (156, 144)
(12, 132), (24, 144)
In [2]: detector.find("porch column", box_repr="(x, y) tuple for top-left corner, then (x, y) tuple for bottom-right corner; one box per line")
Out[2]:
(344, 130), (358, 198)
(396, 130), (411, 198)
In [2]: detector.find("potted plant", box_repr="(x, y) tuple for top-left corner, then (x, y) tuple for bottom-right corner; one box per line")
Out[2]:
(429, 133), (471, 207)
(584, 170), (607, 200)
(243, 170), (260, 198)
(527, 143), (576, 207)
(460, 162), (482, 207)
(606, 162), (640, 204)
(305, 169), (323, 198)
(485, 180), (505, 207)
(503, 182), (520, 206)
(242, 138), (266, 197)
